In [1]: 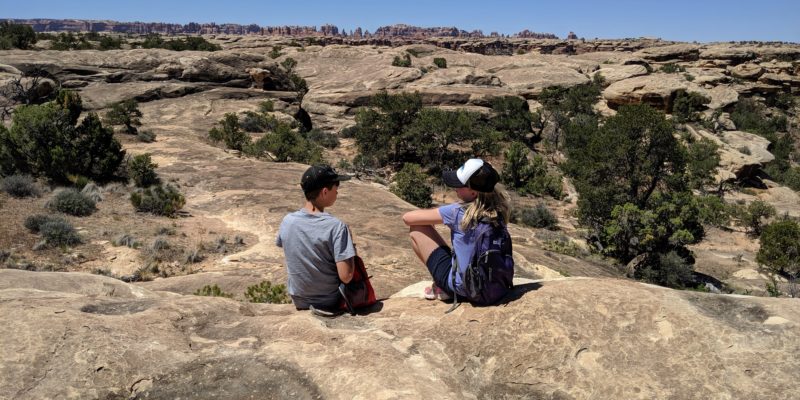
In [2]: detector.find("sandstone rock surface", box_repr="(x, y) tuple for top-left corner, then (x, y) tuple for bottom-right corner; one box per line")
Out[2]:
(2, 269), (800, 400)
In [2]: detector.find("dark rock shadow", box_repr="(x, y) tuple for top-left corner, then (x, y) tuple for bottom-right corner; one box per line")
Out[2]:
(494, 282), (543, 306)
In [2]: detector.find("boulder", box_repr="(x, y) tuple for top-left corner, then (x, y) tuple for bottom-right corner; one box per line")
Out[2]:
(602, 74), (707, 111)
(635, 44), (700, 61)
(706, 85), (739, 110)
(591, 64), (649, 85)
(759, 73), (800, 87)
(729, 64), (764, 80)
(688, 126), (774, 182)
(699, 45), (758, 63)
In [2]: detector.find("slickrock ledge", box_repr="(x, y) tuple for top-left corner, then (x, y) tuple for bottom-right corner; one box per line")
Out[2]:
(1, 269), (798, 399)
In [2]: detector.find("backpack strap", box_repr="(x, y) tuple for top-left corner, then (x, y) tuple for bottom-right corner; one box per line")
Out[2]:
(444, 258), (461, 314)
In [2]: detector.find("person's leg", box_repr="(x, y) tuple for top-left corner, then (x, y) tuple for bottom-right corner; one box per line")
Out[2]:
(409, 225), (448, 264)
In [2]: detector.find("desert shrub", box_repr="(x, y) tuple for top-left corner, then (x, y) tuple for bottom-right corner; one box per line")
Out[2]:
(80, 182), (103, 202)
(258, 100), (275, 113)
(239, 111), (269, 132)
(36, 218), (81, 247)
(695, 195), (732, 227)
(538, 83), (601, 153)
(105, 99), (142, 135)
(392, 53), (412, 67)
(0, 22), (37, 49)
(660, 63), (685, 73)
(433, 57), (447, 68)
(685, 137), (720, 191)
(209, 113), (250, 151)
(1, 174), (39, 198)
(194, 284), (233, 298)
(737, 199), (776, 236)
(72, 113), (125, 182)
(112, 233), (140, 248)
(128, 153), (160, 188)
(268, 45), (282, 59)
(24, 214), (67, 233)
(98, 35), (124, 50)
(184, 247), (204, 263)
(130, 184), (185, 217)
(150, 237), (171, 251)
(244, 280), (291, 304)
(514, 203), (558, 230)
(783, 167), (800, 192)
(730, 98), (787, 139)
(765, 92), (795, 111)
(246, 122), (322, 163)
(757, 219), (800, 278)
(47, 189), (96, 216)
(502, 143), (563, 199)
(140, 33), (219, 51)
(490, 96), (532, 143)
(636, 251), (694, 288)
(304, 129), (340, 149)
(672, 91), (710, 123)
(353, 92), (495, 173)
(54, 89), (83, 125)
(137, 130), (156, 143)
(391, 163), (432, 208)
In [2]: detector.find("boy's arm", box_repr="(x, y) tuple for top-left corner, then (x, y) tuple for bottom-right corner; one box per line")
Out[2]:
(402, 208), (443, 226)
(336, 257), (355, 283)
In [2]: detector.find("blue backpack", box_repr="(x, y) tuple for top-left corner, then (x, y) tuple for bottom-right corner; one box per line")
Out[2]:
(448, 221), (514, 312)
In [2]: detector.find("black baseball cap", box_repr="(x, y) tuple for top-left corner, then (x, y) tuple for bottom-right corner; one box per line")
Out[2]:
(301, 165), (351, 192)
(442, 158), (499, 193)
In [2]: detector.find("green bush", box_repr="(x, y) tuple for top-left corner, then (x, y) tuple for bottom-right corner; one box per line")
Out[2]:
(391, 163), (432, 208)
(105, 100), (142, 135)
(490, 96), (532, 143)
(130, 184), (185, 217)
(695, 195), (732, 228)
(304, 129), (340, 149)
(660, 63), (685, 73)
(515, 203), (558, 230)
(502, 143), (563, 199)
(784, 167), (800, 191)
(244, 280), (291, 303)
(47, 189), (96, 216)
(55, 90), (83, 125)
(140, 33), (220, 51)
(39, 219), (82, 248)
(128, 153), (160, 188)
(1, 174), (39, 198)
(433, 57), (447, 68)
(268, 45), (282, 59)
(209, 113), (250, 151)
(0, 22), (37, 49)
(730, 98), (787, 139)
(672, 91), (710, 123)
(392, 53), (412, 67)
(636, 251), (694, 288)
(246, 122), (322, 163)
(685, 137), (720, 191)
(24, 214), (68, 233)
(194, 284), (233, 298)
(738, 199), (776, 236)
(1, 103), (77, 182)
(98, 35), (124, 50)
(72, 113), (125, 182)
(757, 219), (800, 277)
(137, 130), (156, 143)
(258, 100), (275, 113)
(239, 111), (274, 133)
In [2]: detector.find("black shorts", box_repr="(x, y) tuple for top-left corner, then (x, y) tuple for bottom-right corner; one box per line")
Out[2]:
(426, 246), (455, 295)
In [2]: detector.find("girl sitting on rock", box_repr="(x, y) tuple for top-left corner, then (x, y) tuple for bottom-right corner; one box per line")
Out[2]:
(402, 158), (514, 307)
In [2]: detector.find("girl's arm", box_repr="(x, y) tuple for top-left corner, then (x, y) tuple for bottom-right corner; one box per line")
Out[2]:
(402, 208), (443, 226)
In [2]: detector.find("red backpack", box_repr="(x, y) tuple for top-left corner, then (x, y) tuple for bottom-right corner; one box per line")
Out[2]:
(338, 255), (377, 315)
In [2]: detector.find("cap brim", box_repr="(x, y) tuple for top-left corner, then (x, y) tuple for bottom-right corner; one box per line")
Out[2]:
(335, 174), (352, 182)
(442, 171), (466, 188)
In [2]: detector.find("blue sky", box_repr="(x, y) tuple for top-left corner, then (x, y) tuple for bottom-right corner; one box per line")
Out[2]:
(3, 0), (799, 42)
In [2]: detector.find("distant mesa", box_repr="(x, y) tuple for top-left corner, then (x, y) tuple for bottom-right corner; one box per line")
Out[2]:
(5, 18), (560, 40)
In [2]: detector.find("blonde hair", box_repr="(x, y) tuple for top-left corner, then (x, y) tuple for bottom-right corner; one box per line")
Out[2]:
(460, 187), (511, 230)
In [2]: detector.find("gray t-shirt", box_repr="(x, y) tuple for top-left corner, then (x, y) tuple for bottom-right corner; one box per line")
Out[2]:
(276, 209), (356, 309)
